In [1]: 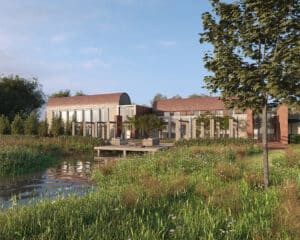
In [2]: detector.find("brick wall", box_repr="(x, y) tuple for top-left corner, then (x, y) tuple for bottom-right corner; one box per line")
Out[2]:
(246, 109), (254, 138)
(277, 105), (289, 144)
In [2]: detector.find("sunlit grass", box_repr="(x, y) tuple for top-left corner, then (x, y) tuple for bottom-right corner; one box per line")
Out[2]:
(0, 140), (299, 239)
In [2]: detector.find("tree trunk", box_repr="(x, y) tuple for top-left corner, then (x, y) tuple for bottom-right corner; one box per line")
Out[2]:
(262, 101), (269, 189)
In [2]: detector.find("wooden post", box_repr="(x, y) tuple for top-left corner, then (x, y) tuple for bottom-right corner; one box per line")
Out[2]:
(200, 122), (205, 138)
(210, 118), (215, 138)
(123, 150), (127, 158)
(229, 118), (234, 138)
(192, 118), (197, 139)
(83, 122), (86, 137)
(106, 122), (110, 140)
(168, 117), (172, 138)
(175, 120), (181, 140)
(216, 122), (220, 138)
(72, 122), (76, 136)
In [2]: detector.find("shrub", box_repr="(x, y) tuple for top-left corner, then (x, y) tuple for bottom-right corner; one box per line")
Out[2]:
(11, 114), (24, 135)
(214, 162), (242, 182)
(51, 116), (64, 137)
(209, 185), (242, 214)
(166, 175), (188, 197)
(244, 172), (264, 189)
(289, 134), (300, 144)
(120, 188), (139, 208)
(24, 113), (39, 135)
(0, 114), (10, 134)
(141, 174), (164, 201)
(65, 121), (72, 135)
(194, 182), (211, 199)
(38, 120), (49, 137)
(99, 160), (117, 176)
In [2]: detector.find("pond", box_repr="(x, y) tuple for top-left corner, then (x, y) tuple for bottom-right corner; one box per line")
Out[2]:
(0, 157), (109, 210)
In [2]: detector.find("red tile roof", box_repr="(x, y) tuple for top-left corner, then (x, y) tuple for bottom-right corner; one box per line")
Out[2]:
(47, 92), (131, 107)
(153, 97), (226, 112)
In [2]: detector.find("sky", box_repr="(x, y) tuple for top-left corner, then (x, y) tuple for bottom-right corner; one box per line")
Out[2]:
(0, 0), (214, 106)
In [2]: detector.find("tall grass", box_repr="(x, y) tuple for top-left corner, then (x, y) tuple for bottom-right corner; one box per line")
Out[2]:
(0, 136), (104, 175)
(0, 135), (104, 155)
(0, 147), (55, 175)
(0, 141), (299, 239)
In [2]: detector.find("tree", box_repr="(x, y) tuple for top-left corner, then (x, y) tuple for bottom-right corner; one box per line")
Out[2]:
(128, 114), (165, 138)
(24, 113), (39, 135)
(200, 0), (300, 188)
(151, 93), (168, 106)
(0, 115), (10, 134)
(170, 94), (182, 99)
(50, 116), (64, 137)
(0, 75), (45, 121)
(49, 89), (71, 98)
(188, 93), (209, 98)
(75, 91), (86, 96)
(11, 114), (24, 135)
(38, 120), (49, 137)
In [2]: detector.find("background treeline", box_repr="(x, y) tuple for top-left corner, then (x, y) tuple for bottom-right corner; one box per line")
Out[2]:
(0, 114), (73, 137)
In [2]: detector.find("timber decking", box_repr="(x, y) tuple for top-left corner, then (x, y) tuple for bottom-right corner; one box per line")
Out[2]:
(94, 144), (171, 157)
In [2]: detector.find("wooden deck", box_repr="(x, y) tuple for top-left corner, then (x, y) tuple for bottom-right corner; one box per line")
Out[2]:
(94, 144), (171, 157)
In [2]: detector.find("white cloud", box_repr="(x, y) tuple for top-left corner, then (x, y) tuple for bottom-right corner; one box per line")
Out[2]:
(159, 41), (177, 47)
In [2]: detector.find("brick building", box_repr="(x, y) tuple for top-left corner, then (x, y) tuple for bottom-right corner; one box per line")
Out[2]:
(46, 93), (298, 144)
(153, 97), (292, 144)
(46, 92), (151, 139)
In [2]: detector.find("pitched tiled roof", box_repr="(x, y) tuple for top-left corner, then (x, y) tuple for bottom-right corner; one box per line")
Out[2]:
(47, 92), (131, 107)
(153, 97), (226, 112)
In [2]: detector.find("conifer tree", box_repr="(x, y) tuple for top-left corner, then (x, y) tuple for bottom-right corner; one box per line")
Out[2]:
(0, 115), (10, 134)
(11, 114), (24, 135)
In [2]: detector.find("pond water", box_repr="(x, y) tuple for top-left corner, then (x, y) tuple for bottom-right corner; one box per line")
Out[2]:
(0, 157), (109, 210)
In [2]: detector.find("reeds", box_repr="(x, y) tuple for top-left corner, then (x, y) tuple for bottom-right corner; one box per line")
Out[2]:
(0, 139), (298, 239)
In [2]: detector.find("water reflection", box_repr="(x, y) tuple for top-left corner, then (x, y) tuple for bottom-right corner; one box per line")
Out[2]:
(0, 158), (99, 209)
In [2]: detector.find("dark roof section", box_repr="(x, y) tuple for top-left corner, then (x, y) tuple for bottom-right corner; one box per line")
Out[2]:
(153, 97), (226, 112)
(47, 92), (131, 107)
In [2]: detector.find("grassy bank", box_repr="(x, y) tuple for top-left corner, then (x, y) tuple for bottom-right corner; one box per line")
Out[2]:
(0, 136), (104, 175)
(0, 141), (299, 239)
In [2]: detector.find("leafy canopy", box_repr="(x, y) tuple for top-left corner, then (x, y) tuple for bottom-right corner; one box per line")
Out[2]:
(0, 75), (45, 121)
(200, 0), (300, 109)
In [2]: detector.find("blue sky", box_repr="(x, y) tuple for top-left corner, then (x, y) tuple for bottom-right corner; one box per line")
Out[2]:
(0, 0), (214, 106)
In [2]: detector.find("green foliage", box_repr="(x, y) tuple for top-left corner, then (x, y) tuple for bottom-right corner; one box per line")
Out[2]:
(0, 147), (55, 175)
(24, 114), (39, 135)
(289, 134), (300, 144)
(49, 89), (71, 98)
(151, 93), (168, 106)
(0, 75), (45, 121)
(38, 120), (49, 137)
(0, 114), (10, 134)
(11, 114), (24, 135)
(128, 114), (165, 138)
(200, 0), (300, 109)
(74, 90), (86, 96)
(175, 137), (255, 147)
(188, 93), (208, 98)
(200, 0), (300, 188)
(51, 116), (64, 137)
(65, 121), (72, 136)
